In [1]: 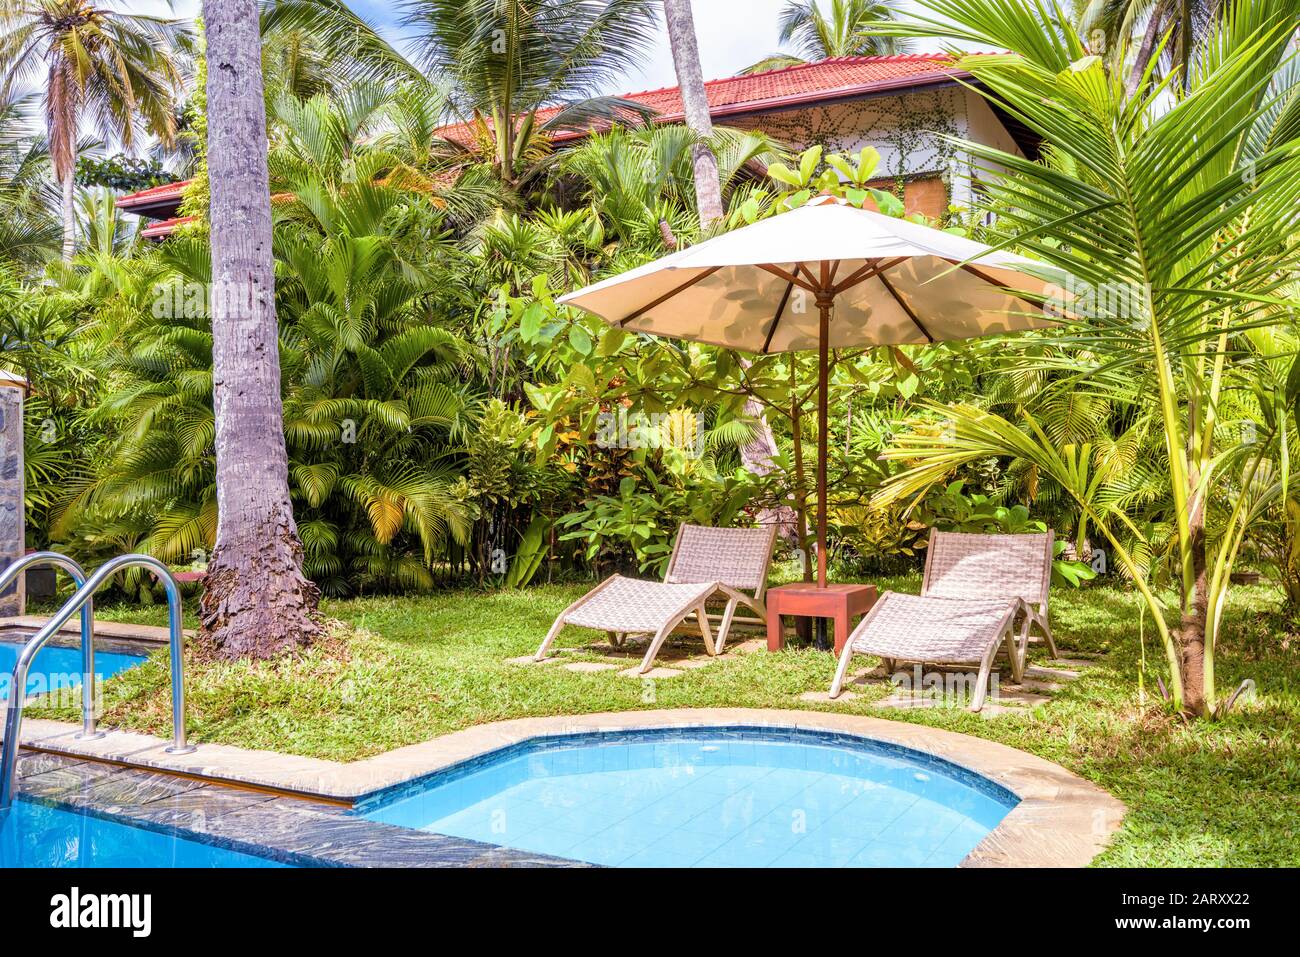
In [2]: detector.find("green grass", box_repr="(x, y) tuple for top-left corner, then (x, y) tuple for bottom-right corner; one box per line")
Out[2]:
(27, 574), (1300, 866)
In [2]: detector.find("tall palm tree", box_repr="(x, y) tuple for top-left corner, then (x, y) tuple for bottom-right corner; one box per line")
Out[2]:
(400, 0), (659, 186)
(875, 0), (1300, 717)
(0, 90), (58, 267)
(0, 1), (186, 259)
(663, 0), (722, 226)
(740, 0), (910, 75)
(1079, 0), (1224, 92)
(200, 0), (320, 658)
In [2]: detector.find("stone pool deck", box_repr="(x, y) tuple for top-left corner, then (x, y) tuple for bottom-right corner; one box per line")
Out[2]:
(11, 709), (1124, 867)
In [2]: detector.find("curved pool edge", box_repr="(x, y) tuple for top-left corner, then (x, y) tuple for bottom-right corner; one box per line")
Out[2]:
(354, 709), (1126, 868)
(17, 708), (1125, 867)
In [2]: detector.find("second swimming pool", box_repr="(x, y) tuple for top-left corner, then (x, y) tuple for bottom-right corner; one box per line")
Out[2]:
(355, 727), (1019, 868)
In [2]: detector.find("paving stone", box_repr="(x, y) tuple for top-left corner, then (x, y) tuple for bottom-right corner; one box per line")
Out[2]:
(1025, 664), (1082, 681)
(505, 654), (559, 665)
(561, 661), (619, 673)
(727, 638), (767, 655)
(617, 666), (683, 679)
(1046, 657), (1097, 669)
(674, 658), (718, 670)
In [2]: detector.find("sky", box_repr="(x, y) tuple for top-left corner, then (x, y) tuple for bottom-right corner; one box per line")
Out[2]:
(143, 0), (943, 98)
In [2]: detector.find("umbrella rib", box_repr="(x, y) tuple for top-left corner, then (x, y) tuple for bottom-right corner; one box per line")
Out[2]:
(619, 266), (722, 325)
(758, 263), (817, 293)
(957, 263), (1044, 312)
(761, 280), (794, 354)
(832, 257), (907, 296)
(876, 271), (936, 344)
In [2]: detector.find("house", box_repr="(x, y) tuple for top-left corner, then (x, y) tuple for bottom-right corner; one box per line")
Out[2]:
(117, 54), (1036, 236)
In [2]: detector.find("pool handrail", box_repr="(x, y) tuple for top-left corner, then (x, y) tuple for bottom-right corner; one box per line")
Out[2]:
(0, 554), (195, 811)
(0, 551), (102, 740)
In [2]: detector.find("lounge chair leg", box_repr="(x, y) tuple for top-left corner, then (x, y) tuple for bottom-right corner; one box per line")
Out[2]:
(970, 646), (997, 712)
(1006, 620), (1026, 683)
(1038, 612), (1059, 659)
(639, 622), (676, 674)
(829, 643), (855, 698)
(714, 598), (739, 654)
(534, 617), (567, 662)
(697, 604), (717, 655)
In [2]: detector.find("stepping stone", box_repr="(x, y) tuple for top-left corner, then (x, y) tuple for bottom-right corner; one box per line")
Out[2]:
(728, 638), (767, 655)
(675, 658), (717, 670)
(799, 690), (858, 703)
(562, 662), (619, 673)
(1024, 665), (1081, 682)
(995, 690), (1051, 708)
(1046, 657), (1097, 669)
(506, 654), (560, 666)
(1016, 678), (1065, 694)
(618, 666), (683, 679)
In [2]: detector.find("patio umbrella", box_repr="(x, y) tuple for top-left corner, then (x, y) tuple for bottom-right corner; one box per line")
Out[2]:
(559, 195), (1064, 588)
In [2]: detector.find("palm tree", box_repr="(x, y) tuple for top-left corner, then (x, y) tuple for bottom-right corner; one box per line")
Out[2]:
(399, 0), (659, 186)
(875, 0), (1300, 717)
(0, 90), (58, 267)
(0, 1), (186, 259)
(663, 0), (722, 227)
(740, 0), (910, 75)
(200, 0), (320, 658)
(1078, 0), (1224, 92)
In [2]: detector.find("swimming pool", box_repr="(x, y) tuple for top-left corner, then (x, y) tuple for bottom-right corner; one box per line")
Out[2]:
(355, 727), (1019, 868)
(0, 640), (146, 700)
(0, 799), (289, 867)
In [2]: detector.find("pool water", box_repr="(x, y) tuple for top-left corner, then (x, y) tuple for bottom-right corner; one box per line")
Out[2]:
(0, 800), (288, 867)
(358, 729), (1018, 868)
(0, 640), (146, 700)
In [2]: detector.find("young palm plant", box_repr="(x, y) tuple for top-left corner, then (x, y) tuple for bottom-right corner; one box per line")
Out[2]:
(875, 0), (1300, 716)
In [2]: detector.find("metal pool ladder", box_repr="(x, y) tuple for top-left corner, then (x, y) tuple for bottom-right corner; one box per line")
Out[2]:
(0, 552), (195, 810)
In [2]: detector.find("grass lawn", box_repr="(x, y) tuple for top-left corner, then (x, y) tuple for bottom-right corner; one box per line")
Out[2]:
(28, 571), (1300, 867)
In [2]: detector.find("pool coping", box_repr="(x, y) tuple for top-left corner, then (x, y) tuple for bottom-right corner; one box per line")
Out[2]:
(14, 709), (1124, 867)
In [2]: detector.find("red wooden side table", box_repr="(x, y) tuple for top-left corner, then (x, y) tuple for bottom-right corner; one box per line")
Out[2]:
(766, 582), (878, 654)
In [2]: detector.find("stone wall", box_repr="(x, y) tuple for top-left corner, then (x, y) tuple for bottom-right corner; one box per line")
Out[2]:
(0, 382), (23, 616)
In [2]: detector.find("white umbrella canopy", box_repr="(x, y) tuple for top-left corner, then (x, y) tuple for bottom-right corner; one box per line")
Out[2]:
(558, 194), (1065, 593)
(559, 195), (1064, 353)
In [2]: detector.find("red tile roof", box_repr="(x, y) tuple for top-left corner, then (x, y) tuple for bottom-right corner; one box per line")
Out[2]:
(139, 215), (196, 239)
(116, 179), (191, 209)
(438, 54), (974, 145)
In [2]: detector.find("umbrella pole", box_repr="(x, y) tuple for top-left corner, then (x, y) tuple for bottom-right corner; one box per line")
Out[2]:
(816, 294), (830, 590)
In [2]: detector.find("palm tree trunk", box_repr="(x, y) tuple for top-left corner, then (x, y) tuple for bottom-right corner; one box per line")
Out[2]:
(1126, 8), (1165, 94)
(663, 0), (724, 227)
(199, 0), (320, 659)
(1179, 467), (1210, 715)
(60, 170), (76, 260)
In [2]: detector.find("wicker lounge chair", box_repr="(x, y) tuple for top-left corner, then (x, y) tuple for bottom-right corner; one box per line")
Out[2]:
(829, 531), (1057, 711)
(533, 523), (777, 674)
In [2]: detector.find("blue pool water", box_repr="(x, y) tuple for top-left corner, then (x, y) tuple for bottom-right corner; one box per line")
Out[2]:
(0, 800), (288, 867)
(357, 728), (1019, 868)
(0, 640), (145, 700)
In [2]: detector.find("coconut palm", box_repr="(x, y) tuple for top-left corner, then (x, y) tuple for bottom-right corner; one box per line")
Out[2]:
(0, 1), (187, 259)
(874, 0), (1300, 717)
(663, 0), (723, 226)
(0, 90), (57, 266)
(740, 0), (910, 75)
(1078, 0), (1225, 91)
(399, 0), (659, 186)
(201, 0), (320, 659)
